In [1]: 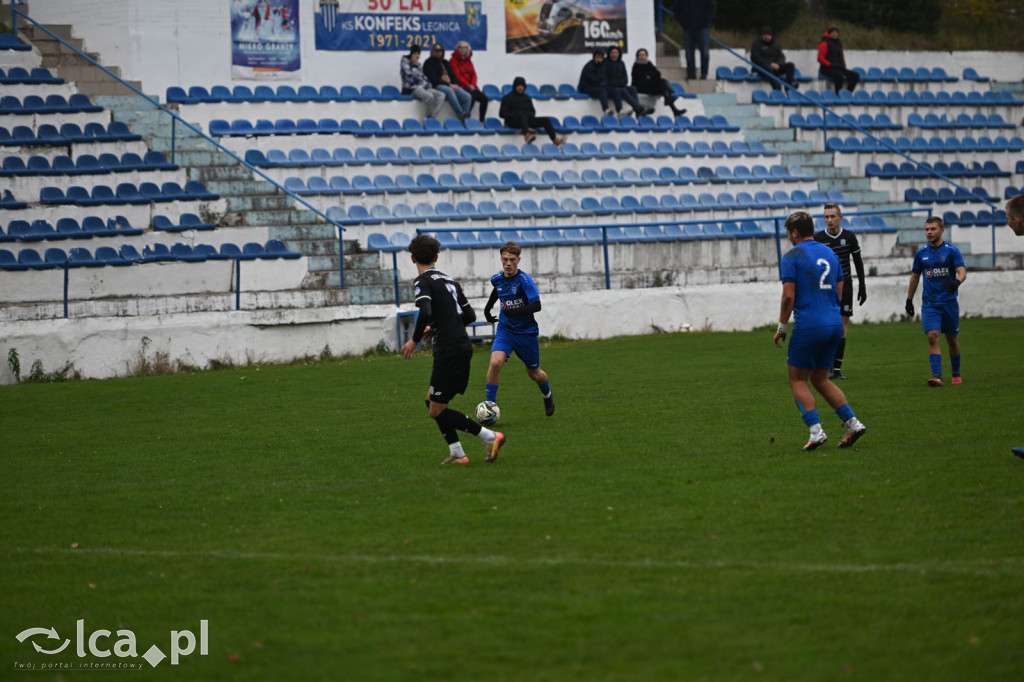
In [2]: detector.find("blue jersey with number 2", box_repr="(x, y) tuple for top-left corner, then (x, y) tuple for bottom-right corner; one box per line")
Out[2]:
(781, 240), (842, 330)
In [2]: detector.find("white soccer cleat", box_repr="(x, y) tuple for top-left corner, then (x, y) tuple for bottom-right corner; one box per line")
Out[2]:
(803, 430), (828, 451)
(838, 419), (867, 449)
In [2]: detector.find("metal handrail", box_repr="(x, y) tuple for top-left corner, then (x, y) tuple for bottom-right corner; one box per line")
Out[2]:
(414, 206), (928, 290)
(9, 2), (349, 287)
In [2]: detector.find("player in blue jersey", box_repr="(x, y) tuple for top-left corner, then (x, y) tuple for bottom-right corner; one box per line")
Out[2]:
(482, 242), (555, 417)
(773, 211), (867, 450)
(905, 216), (966, 387)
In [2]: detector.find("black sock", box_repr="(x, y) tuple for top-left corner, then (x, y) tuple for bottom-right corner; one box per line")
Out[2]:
(436, 408), (482, 437)
(834, 337), (847, 371)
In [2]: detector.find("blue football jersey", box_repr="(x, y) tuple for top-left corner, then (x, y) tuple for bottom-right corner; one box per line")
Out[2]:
(780, 240), (842, 329)
(912, 241), (964, 303)
(491, 269), (540, 335)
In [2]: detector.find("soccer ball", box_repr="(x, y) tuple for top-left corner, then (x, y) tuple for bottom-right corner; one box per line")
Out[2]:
(475, 400), (500, 426)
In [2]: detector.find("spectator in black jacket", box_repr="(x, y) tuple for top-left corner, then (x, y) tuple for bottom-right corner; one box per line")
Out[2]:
(577, 50), (621, 115)
(674, 0), (716, 80)
(422, 44), (472, 121)
(631, 48), (687, 117)
(499, 76), (566, 146)
(605, 46), (653, 117)
(750, 25), (797, 90)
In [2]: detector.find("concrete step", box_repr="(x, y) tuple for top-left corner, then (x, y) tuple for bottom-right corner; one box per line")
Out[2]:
(346, 284), (408, 305)
(697, 93), (737, 106)
(224, 194), (296, 212)
(277, 238), (343, 258)
(770, 140), (814, 154)
(703, 103), (758, 117)
(818, 177), (873, 191)
(268, 222), (338, 241)
(188, 164), (256, 182)
(247, 208), (321, 226)
(727, 115), (777, 130)
(203, 179), (279, 196)
(345, 252), (383, 269)
(745, 128), (795, 142)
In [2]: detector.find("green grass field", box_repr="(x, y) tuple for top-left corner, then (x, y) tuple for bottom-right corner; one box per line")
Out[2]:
(2, 318), (1023, 681)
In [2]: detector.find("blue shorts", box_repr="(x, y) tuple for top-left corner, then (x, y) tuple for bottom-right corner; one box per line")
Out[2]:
(491, 327), (540, 370)
(922, 300), (959, 336)
(787, 324), (843, 370)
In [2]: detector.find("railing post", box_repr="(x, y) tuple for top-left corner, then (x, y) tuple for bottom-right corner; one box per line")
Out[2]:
(602, 226), (611, 289)
(391, 251), (400, 307)
(62, 263), (69, 319)
(170, 116), (177, 166)
(337, 229), (345, 289)
(235, 259), (241, 311)
(774, 218), (784, 280)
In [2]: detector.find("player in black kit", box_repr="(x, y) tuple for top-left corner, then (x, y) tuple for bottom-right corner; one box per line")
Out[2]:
(400, 235), (505, 464)
(813, 203), (866, 379)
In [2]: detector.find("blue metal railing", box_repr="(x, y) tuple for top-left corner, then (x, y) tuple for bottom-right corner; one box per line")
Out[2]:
(395, 206), (928, 299)
(9, 2), (349, 288)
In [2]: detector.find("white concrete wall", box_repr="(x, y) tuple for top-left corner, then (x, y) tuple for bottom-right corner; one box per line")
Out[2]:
(18, 0), (1024, 98)
(2, 271), (1021, 384)
(25, 0), (656, 99)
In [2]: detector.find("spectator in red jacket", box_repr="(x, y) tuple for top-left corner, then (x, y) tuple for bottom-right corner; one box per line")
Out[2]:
(450, 41), (488, 123)
(817, 25), (859, 93)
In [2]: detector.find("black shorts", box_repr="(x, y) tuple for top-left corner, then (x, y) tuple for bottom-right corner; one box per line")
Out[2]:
(840, 279), (853, 317)
(428, 348), (472, 404)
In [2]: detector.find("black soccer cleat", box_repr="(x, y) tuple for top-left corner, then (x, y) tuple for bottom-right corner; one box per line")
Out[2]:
(543, 393), (555, 417)
(828, 369), (847, 380)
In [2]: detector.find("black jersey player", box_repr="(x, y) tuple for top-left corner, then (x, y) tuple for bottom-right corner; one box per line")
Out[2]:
(400, 235), (505, 464)
(813, 202), (866, 379)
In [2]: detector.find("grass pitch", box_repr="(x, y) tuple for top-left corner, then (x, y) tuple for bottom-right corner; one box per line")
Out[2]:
(2, 318), (1023, 681)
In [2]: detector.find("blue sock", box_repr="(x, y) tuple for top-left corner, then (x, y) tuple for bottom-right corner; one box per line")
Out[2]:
(929, 354), (942, 378)
(951, 354), (961, 376)
(835, 403), (854, 423)
(800, 408), (820, 428)
(538, 380), (551, 397)
(485, 383), (498, 403)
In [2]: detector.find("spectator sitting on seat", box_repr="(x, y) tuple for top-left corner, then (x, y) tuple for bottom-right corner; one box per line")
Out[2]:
(578, 50), (622, 116)
(817, 24), (859, 93)
(450, 41), (488, 123)
(400, 45), (445, 119)
(751, 25), (797, 91)
(631, 48), (687, 117)
(606, 46), (654, 117)
(423, 43), (472, 122)
(499, 76), (566, 147)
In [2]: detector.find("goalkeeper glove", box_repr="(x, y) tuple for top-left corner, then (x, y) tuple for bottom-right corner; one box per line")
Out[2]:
(905, 298), (914, 316)
(944, 279), (960, 292)
(484, 309), (497, 324)
(857, 285), (867, 306)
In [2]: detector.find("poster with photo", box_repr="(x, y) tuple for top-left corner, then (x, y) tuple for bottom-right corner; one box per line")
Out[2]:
(505, 0), (626, 54)
(231, 0), (301, 79)
(315, 0), (487, 52)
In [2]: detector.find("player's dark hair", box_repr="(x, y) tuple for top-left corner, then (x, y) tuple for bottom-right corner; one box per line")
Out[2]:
(925, 215), (944, 229)
(499, 241), (521, 257)
(785, 211), (815, 238)
(1005, 194), (1024, 218)
(823, 202), (840, 215)
(409, 234), (440, 264)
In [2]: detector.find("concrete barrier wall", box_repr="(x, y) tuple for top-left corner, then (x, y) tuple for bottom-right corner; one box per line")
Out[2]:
(2, 271), (1021, 384)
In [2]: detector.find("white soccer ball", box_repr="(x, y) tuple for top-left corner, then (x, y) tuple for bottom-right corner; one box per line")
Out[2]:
(475, 400), (500, 426)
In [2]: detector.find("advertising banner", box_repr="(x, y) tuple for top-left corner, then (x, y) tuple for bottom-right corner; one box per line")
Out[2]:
(505, 0), (626, 54)
(315, 0), (487, 52)
(231, 0), (301, 79)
